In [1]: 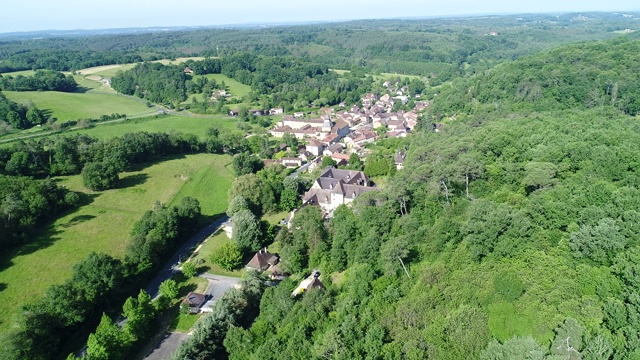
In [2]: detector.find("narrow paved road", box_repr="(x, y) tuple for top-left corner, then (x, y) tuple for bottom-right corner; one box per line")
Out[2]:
(77, 216), (230, 358)
(143, 275), (240, 359)
(144, 332), (190, 360)
(289, 160), (313, 178)
(145, 216), (229, 299)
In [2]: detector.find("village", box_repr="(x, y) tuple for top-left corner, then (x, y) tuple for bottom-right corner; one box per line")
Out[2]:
(179, 80), (435, 314)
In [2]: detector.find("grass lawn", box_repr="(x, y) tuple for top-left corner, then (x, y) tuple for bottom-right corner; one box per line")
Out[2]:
(262, 211), (289, 225)
(71, 113), (240, 140)
(0, 153), (233, 332)
(0, 70), (37, 76)
(199, 74), (252, 98)
(79, 64), (137, 78)
(3, 90), (154, 122)
(193, 231), (246, 278)
(169, 272), (208, 333)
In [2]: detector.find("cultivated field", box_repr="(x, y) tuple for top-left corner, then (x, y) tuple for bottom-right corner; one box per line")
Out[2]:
(0, 153), (233, 332)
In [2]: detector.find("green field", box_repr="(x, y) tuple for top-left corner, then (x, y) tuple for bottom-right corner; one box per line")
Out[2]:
(78, 64), (137, 78)
(156, 57), (205, 65)
(330, 69), (424, 81)
(0, 153), (233, 331)
(200, 74), (252, 98)
(76, 57), (206, 78)
(194, 231), (247, 278)
(71, 113), (240, 139)
(0, 70), (37, 76)
(3, 89), (154, 121)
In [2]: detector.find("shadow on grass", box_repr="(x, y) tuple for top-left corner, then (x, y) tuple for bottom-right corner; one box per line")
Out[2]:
(126, 154), (187, 172)
(41, 109), (53, 119)
(61, 214), (96, 228)
(118, 173), (149, 189)
(0, 224), (63, 275)
(0, 192), (97, 274)
(0, 283), (7, 293)
(73, 86), (91, 94)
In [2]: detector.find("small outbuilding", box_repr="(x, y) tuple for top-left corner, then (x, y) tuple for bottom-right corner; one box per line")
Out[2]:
(181, 292), (207, 314)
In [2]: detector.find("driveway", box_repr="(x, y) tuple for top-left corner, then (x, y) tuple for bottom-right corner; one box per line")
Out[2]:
(144, 216), (229, 299)
(144, 332), (190, 360)
(200, 273), (241, 312)
(142, 274), (240, 359)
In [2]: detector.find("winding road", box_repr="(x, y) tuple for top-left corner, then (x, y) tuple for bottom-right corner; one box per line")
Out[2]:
(144, 215), (229, 299)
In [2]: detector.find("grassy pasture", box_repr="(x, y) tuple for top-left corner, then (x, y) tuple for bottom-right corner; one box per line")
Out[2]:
(76, 57), (206, 78)
(330, 69), (424, 81)
(199, 74), (252, 98)
(3, 90), (153, 121)
(156, 57), (205, 65)
(71, 113), (239, 139)
(77, 64), (137, 78)
(0, 153), (233, 332)
(0, 70), (37, 76)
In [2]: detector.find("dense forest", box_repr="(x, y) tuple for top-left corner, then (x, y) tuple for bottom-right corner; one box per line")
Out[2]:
(168, 37), (640, 359)
(433, 35), (640, 116)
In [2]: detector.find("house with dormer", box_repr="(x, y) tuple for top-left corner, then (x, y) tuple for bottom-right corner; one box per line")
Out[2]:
(302, 167), (376, 213)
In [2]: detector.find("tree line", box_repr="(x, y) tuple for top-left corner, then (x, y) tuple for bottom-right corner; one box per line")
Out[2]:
(0, 92), (46, 130)
(0, 175), (78, 248)
(2, 13), (635, 81)
(0, 70), (78, 92)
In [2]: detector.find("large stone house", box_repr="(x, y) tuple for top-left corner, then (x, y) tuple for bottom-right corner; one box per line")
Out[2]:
(302, 167), (375, 213)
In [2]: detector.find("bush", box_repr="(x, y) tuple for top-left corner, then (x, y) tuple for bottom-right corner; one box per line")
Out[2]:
(182, 261), (197, 278)
(211, 242), (244, 271)
(82, 162), (119, 191)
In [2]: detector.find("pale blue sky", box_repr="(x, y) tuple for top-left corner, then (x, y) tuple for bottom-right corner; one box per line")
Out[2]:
(1, 0), (639, 33)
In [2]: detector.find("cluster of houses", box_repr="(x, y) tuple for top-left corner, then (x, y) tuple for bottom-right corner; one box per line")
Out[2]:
(265, 90), (428, 171)
(182, 86), (433, 313)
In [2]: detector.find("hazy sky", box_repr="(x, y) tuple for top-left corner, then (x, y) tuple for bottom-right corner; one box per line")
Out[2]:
(2, 0), (639, 33)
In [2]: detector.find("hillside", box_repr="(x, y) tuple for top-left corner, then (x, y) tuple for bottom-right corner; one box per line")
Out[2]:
(433, 36), (640, 115)
(167, 35), (640, 360)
